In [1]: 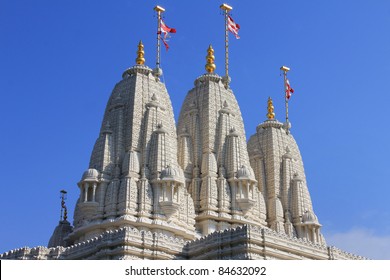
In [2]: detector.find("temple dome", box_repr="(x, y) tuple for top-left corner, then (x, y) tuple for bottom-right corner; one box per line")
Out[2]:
(237, 165), (255, 180)
(161, 165), (183, 181)
(302, 209), (319, 224)
(81, 168), (99, 181)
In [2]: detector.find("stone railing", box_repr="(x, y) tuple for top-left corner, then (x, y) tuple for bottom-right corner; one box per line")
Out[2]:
(328, 246), (367, 260)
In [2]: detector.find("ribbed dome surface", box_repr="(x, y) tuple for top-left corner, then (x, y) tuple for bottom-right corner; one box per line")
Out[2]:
(81, 168), (99, 181)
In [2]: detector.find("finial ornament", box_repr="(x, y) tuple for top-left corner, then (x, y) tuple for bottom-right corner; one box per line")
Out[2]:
(136, 40), (145, 65)
(205, 45), (216, 73)
(267, 97), (275, 120)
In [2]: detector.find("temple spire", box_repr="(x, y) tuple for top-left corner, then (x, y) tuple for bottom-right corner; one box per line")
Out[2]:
(136, 40), (145, 65)
(267, 97), (275, 120)
(205, 45), (216, 73)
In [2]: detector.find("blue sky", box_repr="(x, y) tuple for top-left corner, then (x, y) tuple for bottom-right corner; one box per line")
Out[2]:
(1, 0), (390, 259)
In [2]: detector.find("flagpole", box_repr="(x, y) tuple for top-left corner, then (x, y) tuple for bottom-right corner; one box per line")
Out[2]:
(60, 189), (67, 222)
(220, 3), (232, 88)
(280, 65), (290, 132)
(154, 5), (165, 74)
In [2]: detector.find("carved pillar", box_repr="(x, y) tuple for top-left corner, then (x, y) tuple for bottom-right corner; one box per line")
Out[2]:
(282, 147), (293, 212)
(92, 183), (97, 202)
(217, 165), (231, 216)
(291, 173), (304, 224)
(191, 166), (201, 213)
(83, 183), (89, 202)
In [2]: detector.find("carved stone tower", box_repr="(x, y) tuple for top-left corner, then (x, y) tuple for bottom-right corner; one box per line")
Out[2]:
(177, 46), (267, 235)
(247, 98), (325, 244)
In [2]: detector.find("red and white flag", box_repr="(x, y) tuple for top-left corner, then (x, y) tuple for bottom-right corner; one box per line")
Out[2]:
(160, 19), (176, 38)
(227, 15), (240, 39)
(159, 19), (176, 51)
(285, 79), (295, 100)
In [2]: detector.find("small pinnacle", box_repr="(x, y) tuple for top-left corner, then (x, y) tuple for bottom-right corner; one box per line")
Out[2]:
(136, 40), (145, 65)
(267, 97), (275, 120)
(205, 45), (216, 73)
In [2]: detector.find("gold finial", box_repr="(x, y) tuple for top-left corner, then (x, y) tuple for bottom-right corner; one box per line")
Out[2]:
(267, 97), (275, 120)
(136, 40), (145, 65)
(205, 44), (216, 73)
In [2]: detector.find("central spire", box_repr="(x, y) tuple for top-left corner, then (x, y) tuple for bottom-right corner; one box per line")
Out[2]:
(178, 44), (266, 236)
(205, 45), (216, 73)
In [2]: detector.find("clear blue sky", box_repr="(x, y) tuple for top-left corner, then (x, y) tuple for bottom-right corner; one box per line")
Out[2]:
(1, 0), (390, 259)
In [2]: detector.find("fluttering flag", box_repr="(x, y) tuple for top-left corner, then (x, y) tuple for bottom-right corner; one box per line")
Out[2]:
(227, 15), (240, 39)
(159, 19), (176, 51)
(285, 79), (295, 100)
(161, 39), (169, 51)
(160, 19), (176, 37)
